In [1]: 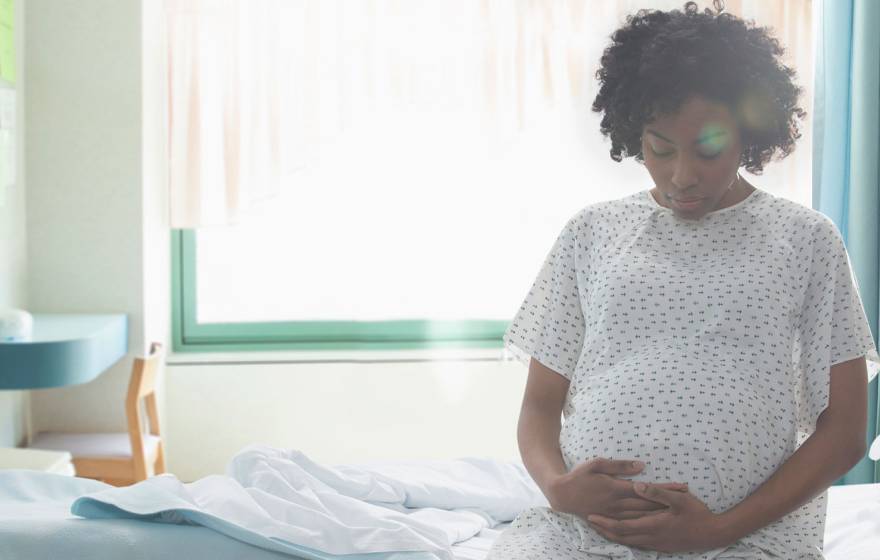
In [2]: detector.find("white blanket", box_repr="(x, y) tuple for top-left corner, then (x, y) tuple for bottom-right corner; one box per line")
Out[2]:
(70, 444), (548, 559)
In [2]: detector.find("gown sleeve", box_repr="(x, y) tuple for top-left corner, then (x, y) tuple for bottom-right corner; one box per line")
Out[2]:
(792, 216), (880, 439)
(502, 214), (587, 380)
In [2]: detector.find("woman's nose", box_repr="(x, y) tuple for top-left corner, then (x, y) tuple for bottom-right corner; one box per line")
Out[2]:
(671, 160), (698, 190)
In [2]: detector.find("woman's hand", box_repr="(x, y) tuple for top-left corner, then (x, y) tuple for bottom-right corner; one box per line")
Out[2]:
(548, 458), (689, 522)
(586, 482), (731, 553)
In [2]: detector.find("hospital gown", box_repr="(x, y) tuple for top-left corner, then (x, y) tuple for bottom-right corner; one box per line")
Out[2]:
(489, 187), (880, 559)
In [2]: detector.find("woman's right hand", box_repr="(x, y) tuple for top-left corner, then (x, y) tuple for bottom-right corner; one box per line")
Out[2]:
(547, 457), (689, 521)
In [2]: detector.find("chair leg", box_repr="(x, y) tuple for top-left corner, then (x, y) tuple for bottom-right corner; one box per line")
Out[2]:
(154, 444), (167, 475)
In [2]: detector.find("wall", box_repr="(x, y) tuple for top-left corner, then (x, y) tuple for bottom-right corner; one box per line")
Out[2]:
(0, 0), (27, 448)
(165, 352), (524, 481)
(26, 0), (169, 435)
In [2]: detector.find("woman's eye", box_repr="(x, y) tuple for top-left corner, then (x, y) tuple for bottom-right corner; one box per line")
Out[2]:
(649, 146), (723, 160)
(650, 147), (674, 158)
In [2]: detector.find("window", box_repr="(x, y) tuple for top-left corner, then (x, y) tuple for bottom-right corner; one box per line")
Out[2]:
(169, 1), (814, 353)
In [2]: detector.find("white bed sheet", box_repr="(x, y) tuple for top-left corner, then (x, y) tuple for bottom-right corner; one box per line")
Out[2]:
(0, 474), (877, 560)
(823, 482), (880, 559)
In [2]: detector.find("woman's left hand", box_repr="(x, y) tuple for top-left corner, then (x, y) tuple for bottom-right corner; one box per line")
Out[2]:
(586, 482), (732, 553)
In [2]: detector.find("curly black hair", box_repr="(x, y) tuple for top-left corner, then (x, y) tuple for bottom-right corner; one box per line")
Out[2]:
(591, 0), (807, 174)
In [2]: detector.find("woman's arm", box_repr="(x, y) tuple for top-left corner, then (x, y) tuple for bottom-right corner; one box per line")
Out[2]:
(517, 358), (571, 503)
(715, 356), (868, 545)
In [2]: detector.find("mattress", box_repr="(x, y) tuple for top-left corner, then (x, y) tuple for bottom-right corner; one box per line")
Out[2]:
(0, 473), (877, 560)
(0, 517), (513, 560)
(0, 517), (512, 560)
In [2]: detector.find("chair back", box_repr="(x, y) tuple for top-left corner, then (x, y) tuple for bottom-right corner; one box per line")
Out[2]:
(125, 342), (165, 480)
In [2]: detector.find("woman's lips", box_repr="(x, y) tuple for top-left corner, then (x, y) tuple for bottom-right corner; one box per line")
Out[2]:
(672, 197), (704, 210)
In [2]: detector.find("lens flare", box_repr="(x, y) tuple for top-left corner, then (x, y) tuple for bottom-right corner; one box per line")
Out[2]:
(698, 123), (729, 152)
(737, 87), (776, 133)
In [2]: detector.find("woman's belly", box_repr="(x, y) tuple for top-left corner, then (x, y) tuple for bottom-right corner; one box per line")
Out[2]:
(559, 342), (794, 515)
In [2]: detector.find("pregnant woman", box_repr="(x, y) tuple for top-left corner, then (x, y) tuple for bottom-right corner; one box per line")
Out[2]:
(488, 1), (880, 559)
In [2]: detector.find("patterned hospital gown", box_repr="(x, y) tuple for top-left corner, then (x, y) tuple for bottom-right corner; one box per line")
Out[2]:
(489, 187), (880, 559)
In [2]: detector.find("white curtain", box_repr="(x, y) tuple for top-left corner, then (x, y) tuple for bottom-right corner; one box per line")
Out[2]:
(168, 0), (281, 228)
(167, 0), (813, 228)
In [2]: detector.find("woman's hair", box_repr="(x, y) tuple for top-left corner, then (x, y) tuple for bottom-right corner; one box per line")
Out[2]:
(591, 0), (807, 174)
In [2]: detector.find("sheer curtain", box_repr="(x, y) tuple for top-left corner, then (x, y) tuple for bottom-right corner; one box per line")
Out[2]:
(166, 0), (814, 323)
(168, 0), (282, 228)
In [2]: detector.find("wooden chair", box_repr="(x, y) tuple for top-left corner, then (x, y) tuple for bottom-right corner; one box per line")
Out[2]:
(29, 342), (167, 486)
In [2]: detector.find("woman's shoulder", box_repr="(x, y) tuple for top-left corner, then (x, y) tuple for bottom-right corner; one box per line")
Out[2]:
(566, 190), (652, 229)
(752, 190), (841, 240)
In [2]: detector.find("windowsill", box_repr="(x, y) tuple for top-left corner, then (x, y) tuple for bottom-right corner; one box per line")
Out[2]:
(166, 347), (513, 366)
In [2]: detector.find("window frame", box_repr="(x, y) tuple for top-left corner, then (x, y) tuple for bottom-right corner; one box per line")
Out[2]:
(171, 229), (508, 353)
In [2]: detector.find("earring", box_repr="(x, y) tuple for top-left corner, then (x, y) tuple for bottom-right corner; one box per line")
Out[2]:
(728, 172), (740, 190)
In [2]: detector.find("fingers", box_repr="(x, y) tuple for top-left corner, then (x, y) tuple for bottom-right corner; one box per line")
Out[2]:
(619, 481), (688, 494)
(612, 497), (669, 512)
(654, 482), (689, 492)
(587, 457), (645, 476)
(587, 512), (663, 538)
(585, 458), (688, 493)
(632, 481), (685, 509)
(604, 509), (667, 520)
(610, 479), (688, 499)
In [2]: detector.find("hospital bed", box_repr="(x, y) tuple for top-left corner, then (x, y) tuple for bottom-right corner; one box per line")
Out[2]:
(1, 471), (879, 560)
(0, 516), (509, 560)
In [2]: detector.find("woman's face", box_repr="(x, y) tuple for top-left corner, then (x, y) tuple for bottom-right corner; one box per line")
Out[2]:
(642, 95), (745, 219)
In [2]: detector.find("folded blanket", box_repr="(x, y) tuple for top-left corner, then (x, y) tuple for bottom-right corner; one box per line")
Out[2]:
(70, 444), (548, 559)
